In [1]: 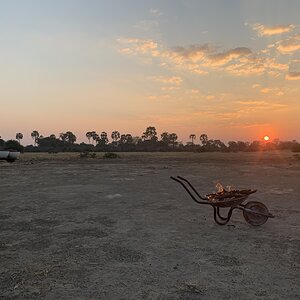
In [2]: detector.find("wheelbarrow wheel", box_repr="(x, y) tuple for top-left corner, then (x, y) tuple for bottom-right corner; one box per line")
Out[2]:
(243, 201), (269, 226)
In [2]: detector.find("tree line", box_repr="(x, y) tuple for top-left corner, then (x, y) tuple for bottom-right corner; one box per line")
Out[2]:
(0, 126), (299, 153)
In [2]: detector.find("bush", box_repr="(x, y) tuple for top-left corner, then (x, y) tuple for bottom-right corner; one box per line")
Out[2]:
(4, 140), (24, 152)
(79, 152), (88, 158)
(103, 152), (118, 159)
(79, 151), (96, 158)
(0, 139), (5, 150)
(24, 145), (40, 152)
(292, 143), (300, 152)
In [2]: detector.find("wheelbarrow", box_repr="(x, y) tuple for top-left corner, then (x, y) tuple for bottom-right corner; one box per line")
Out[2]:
(170, 176), (274, 226)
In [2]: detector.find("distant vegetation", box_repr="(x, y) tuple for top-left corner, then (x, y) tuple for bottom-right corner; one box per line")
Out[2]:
(0, 127), (299, 153)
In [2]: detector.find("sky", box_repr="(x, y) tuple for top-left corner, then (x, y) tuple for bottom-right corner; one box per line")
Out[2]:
(0, 0), (299, 145)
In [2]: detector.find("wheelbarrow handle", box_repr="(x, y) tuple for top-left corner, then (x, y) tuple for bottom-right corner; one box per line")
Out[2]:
(177, 176), (208, 200)
(170, 176), (210, 205)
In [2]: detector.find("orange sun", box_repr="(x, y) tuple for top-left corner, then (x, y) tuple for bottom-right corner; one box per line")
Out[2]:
(263, 135), (270, 141)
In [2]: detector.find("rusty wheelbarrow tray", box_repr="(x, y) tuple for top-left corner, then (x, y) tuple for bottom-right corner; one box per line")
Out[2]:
(170, 176), (274, 226)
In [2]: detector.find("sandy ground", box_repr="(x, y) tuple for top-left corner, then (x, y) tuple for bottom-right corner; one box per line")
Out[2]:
(0, 151), (299, 299)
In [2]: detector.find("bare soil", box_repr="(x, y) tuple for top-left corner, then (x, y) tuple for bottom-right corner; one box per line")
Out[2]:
(0, 152), (299, 299)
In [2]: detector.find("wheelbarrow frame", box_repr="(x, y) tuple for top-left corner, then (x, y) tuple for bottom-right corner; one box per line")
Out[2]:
(170, 176), (274, 226)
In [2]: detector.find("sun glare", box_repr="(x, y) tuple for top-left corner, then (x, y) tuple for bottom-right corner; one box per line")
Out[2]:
(263, 135), (270, 141)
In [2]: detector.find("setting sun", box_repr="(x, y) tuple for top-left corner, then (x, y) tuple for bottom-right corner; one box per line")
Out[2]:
(264, 136), (270, 141)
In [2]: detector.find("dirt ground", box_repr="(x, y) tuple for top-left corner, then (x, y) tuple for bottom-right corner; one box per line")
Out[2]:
(0, 151), (299, 299)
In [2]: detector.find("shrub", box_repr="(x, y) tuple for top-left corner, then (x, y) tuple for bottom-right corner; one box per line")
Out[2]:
(79, 151), (97, 158)
(103, 152), (118, 159)
(80, 151), (89, 158)
(4, 140), (24, 152)
(292, 143), (300, 153)
(0, 139), (5, 150)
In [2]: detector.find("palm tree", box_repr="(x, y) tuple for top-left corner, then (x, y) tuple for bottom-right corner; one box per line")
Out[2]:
(161, 132), (170, 144)
(16, 132), (23, 144)
(65, 131), (76, 144)
(169, 133), (178, 148)
(125, 134), (133, 144)
(111, 131), (120, 143)
(100, 132), (108, 145)
(86, 132), (93, 144)
(92, 132), (99, 145)
(142, 126), (158, 141)
(189, 134), (196, 145)
(200, 134), (208, 145)
(120, 134), (126, 144)
(31, 130), (40, 146)
(59, 132), (68, 143)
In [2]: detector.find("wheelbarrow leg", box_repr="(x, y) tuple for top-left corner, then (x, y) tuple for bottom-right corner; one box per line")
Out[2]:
(216, 207), (228, 221)
(213, 206), (238, 225)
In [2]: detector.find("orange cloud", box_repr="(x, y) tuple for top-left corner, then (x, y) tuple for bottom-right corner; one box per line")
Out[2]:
(117, 38), (160, 57)
(225, 62), (265, 76)
(252, 84), (261, 89)
(236, 100), (288, 111)
(150, 76), (183, 85)
(161, 86), (179, 91)
(272, 34), (300, 54)
(252, 23), (295, 36)
(286, 71), (300, 80)
(206, 47), (252, 66)
(260, 88), (271, 94)
(169, 44), (213, 62)
(117, 37), (293, 79)
(252, 86), (284, 96)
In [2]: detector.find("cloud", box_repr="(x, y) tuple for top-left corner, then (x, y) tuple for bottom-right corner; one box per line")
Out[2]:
(206, 95), (215, 100)
(236, 100), (288, 110)
(225, 61), (266, 76)
(190, 89), (200, 94)
(169, 44), (213, 62)
(252, 23), (295, 36)
(276, 34), (300, 54)
(252, 86), (284, 95)
(147, 95), (158, 101)
(134, 20), (159, 31)
(229, 122), (271, 129)
(164, 45), (257, 75)
(260, 88), (271, 94)
(286, 71), (300, 80)
(150, 8), (163, 17)
(168, 45), (252, 67)
(117, 36), (292, 78)
(291, 59), (300, 64)
(264, 58), (289, 70)
(149, 75), (182, 93)
(150, 76), (183, 85)
(206, 47), (252, 66)
(117, 38), (160, 57)
(252, 84), (261, 89)
(161, 86), (179, 91)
